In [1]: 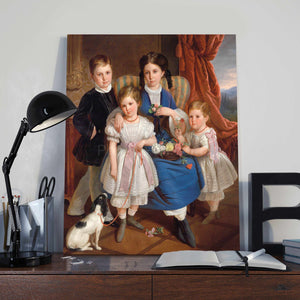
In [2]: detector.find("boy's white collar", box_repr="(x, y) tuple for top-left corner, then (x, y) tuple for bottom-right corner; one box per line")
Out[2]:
(95, 83), (112, 93)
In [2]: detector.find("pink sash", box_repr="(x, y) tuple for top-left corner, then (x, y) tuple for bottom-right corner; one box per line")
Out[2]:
(119, 142), (154, 192)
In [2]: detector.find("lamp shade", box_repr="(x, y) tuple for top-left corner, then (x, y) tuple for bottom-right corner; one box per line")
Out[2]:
(27, 91), (77, 132)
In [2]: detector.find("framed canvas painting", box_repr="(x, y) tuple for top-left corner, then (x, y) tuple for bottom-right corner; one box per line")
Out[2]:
(64, 34), (239, 255)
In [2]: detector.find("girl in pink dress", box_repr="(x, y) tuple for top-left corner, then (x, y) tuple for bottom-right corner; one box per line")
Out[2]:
(175, 100), (237, 224)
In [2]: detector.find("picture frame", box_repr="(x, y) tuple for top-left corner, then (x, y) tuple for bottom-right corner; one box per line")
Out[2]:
(64, 34), (239, 255)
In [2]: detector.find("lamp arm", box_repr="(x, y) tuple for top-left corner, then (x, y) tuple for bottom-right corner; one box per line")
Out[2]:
(2, 118), (29, 251)
(2, 118), (29, 174)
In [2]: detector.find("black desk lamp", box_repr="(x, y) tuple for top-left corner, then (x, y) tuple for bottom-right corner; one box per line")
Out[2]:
(1, 91), (76, 267)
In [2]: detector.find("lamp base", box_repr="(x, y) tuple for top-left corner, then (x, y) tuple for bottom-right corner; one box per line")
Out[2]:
(0, 251), (52, 267)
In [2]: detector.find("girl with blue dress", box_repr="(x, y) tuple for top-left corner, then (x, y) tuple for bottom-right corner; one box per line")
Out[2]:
(137, 52), (204, 248)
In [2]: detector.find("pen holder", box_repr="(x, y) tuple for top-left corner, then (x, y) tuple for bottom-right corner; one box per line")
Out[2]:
(1, 197), (54, 253)
(19, 197), (54, 253)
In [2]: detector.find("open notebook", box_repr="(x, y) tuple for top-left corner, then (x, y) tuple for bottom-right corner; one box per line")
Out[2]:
(154, 249), (286, 271)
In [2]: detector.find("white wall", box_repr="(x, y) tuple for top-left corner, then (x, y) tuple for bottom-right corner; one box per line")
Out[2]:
(1, 0), (300, 251)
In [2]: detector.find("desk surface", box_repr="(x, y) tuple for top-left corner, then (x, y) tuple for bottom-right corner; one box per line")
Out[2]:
(1, 254), (300, 299)
(0, 253), (299, 275)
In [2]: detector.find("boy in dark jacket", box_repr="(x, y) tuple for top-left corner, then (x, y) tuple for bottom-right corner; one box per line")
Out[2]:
(67, 54), (119, 224)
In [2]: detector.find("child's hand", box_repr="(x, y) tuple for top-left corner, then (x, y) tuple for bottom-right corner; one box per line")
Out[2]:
(110, 166), (117, 181)
(182, 144), (191, 154)
(114, 113), (124, 133)
(135, 140), (145, 152)
(154, 106), (173, 117)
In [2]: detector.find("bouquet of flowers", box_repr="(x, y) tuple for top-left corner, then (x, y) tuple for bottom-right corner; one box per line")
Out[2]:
(148, 103), (162, 114)
(151, 138), (186, 161)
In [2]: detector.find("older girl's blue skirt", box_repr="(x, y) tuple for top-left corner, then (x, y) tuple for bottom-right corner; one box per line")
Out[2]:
(141, 153), (204, 211)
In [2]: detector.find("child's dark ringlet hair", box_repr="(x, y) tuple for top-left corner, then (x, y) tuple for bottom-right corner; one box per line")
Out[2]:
(139, 52), (173, 89)
(118, 85), (142, 106)
(89, 54), (112, 74)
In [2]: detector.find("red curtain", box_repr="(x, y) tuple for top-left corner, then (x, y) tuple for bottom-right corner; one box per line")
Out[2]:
(176, 35), (237, 161)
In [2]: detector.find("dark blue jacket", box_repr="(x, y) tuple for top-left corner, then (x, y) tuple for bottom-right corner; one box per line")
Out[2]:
(72, 88), (118, 166)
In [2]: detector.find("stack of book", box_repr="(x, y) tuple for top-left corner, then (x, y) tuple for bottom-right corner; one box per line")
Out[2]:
(283, 239), (300, 264)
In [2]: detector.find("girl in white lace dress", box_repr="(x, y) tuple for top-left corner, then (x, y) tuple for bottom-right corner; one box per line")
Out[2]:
(175, 100), (237, 224)
(100, 86), (158, 242)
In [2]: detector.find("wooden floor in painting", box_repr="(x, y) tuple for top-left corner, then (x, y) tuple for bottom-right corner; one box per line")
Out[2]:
(63, 180), (239, 255)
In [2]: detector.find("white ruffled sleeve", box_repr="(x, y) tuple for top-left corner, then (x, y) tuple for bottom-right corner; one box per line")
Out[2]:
(105, 118), (120, 143)
(169, 108), (190, 137)
(142, 117), (156, 139)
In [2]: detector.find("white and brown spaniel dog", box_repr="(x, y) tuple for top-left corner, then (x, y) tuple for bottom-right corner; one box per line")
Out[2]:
(66, 193), (108, 251)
